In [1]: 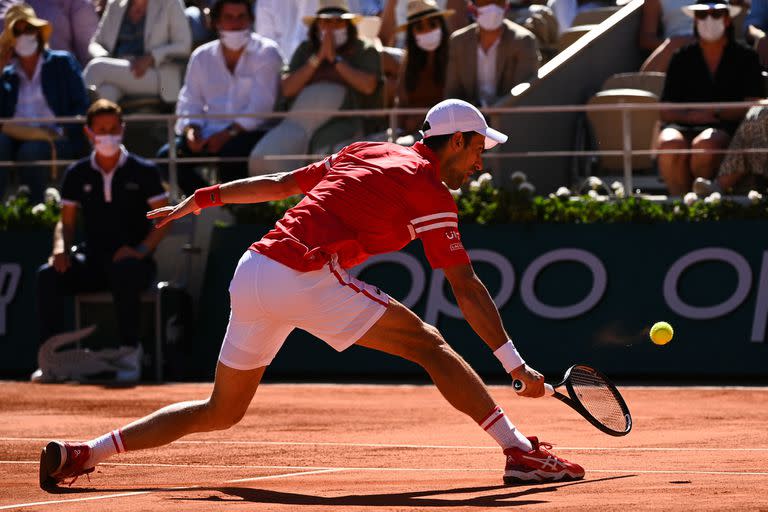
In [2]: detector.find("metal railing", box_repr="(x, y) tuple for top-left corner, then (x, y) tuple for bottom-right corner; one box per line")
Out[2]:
(2, 99), (766, 199)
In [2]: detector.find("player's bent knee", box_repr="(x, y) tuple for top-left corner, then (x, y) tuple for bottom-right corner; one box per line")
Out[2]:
(201, 400), (248, 431)
(409, 326), (454, 364)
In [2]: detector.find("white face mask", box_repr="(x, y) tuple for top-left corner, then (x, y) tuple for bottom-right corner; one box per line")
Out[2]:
(93, 134), (122, 157)
(476, 4), (506, 31)
(219, 29), (251, 50)
(415, 27), (442, 52)
(14, 33), (38, 58)
(696, 17), (726, 42)
(320, 27), (349, 47)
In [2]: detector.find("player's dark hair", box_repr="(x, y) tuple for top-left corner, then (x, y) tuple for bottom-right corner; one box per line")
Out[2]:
(421, 125), (476, 152)
(86, 99), (123, 127)
(211, 0), (255, 23)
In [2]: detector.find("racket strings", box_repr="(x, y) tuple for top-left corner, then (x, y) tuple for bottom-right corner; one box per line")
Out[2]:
(569, 368), (629, 432)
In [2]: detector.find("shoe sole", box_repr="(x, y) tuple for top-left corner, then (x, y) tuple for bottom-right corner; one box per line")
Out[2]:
(503, 469), (585, 485)
(39, 441), (66, 490)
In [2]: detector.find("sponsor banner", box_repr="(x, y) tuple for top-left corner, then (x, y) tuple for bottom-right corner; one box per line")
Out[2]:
(0, 232), (54, 377)
(195, 223), (768, 380)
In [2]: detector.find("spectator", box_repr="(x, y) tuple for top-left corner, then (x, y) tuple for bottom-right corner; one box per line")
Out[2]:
(639, 0), (696, 72)
(159, 0), (282, 195)
(84, 0), (191, 105)
(508, 1), (559, 59)
(396, 0), (453, 135)
(248, 0), (383, 175)
(716, 104), (768, 193)
(445, 0), (540, 108)
(34, 99), (170, 383)
(746, 0), (768, 66)
(657, 0), (763, 196)
(0, 4), (88, 204)
(0, 0), (98, 67)
(255, 0), (317, 63)
(379, 0), (467, 47)
(184, 0), (217, 47)
(255, 0), (380, 65)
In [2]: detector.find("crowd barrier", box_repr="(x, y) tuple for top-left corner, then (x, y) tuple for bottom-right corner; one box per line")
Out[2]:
(2, 100), (767, 199)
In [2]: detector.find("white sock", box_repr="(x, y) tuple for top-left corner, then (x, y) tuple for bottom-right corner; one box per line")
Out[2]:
(479, 406), (533, 451)
(85, 429), (126, 468)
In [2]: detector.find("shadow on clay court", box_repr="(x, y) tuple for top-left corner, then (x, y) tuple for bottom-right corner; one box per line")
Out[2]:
(167, 475), (636, 508)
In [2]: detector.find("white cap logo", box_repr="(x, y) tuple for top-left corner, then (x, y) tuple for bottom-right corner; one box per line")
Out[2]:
(422, 99), (508, 149)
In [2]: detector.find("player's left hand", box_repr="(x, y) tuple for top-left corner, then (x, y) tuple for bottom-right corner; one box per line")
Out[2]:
(147, 195), (201, 229)
(510, 364), (545, 398)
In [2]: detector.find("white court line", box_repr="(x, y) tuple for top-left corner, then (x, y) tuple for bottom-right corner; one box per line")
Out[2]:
(3, 460), (768, 476)
(0, 468), (345, 510)
(2, 437), (768, 452)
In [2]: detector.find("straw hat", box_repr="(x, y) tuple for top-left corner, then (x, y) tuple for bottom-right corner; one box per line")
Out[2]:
(682, 0), (741, 18)
(0, 3), (51, 48)
(396, 0), (454, 32)
(302, 0), (362, 26)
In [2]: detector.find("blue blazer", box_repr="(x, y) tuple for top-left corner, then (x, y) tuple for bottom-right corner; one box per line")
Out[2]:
(0, 50), (88, 153)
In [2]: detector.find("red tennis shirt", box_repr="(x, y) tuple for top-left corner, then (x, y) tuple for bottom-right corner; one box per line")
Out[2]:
(250, 141), (471, 272)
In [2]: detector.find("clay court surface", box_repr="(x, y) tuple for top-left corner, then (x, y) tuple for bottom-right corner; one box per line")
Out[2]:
(1, 381), (767, 511)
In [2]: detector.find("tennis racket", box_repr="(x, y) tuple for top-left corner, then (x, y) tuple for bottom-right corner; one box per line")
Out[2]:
(513, 364), (632, 437)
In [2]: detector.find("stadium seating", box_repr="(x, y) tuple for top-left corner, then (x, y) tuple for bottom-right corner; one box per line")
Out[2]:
(557, 24), (599, 52)
(585, 87), (665, 191)
(601, 71), (666, 97)
(571, 6), (621, 26)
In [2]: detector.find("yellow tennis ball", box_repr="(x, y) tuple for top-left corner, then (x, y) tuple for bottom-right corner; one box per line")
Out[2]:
(650, 321), (674, 345)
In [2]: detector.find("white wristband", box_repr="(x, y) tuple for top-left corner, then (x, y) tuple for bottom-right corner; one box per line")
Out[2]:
(493, 340), (525, 374)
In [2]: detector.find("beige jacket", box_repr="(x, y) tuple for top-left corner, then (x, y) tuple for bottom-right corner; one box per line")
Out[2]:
(445, 19), (540, 106)
(89, 0), (191, 103)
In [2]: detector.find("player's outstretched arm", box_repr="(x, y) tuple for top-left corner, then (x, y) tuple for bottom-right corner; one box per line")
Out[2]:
(443, 263), (545, 397)
(147, 172), (303, 228)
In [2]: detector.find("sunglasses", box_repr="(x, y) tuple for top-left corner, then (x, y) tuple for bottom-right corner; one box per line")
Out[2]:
(12, 25), (38, 37)
(694, 9), (727, 20)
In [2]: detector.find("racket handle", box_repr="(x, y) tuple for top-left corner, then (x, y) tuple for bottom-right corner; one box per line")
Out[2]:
(513, 380), (555, 396)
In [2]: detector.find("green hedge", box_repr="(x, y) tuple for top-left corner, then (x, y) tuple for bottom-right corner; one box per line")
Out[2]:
(226, 173), (768, 226)
(4, 175), (768, 231)
(0, 189), (61, 232)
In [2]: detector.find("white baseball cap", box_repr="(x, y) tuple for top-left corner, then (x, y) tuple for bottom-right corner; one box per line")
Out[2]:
(422, 99), (508, 149)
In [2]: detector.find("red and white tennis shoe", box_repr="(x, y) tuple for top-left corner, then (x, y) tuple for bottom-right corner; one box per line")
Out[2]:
(503, 436), (585, 484)
(39, 440), (94, 490)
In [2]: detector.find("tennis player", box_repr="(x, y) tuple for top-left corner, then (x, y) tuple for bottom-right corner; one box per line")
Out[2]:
(38, 99), (584, 489)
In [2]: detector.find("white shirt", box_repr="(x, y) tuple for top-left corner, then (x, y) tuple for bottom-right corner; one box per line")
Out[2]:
(175, 34), (283, 138)
(477, 38), (500, 108)
(13, 57), (58, 131)
(255, 0), (315, 63)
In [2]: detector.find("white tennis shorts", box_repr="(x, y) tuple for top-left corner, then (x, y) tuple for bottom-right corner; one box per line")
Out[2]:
(218, 250), (390, 370)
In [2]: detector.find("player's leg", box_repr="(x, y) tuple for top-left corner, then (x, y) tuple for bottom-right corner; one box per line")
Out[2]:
(116, 362), (265, 451)
(357, 299), (495, 422)
(355, 299), (584, 484)
(39, 250), (286, 489)
(39, 362), (265, 489)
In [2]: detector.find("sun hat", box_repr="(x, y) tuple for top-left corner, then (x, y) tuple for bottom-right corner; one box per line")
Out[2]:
(396, 0), (455, 32)
(682, 0), (741, 19)
(0, 3), (51, 48)
(302, 0), (362, 26)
